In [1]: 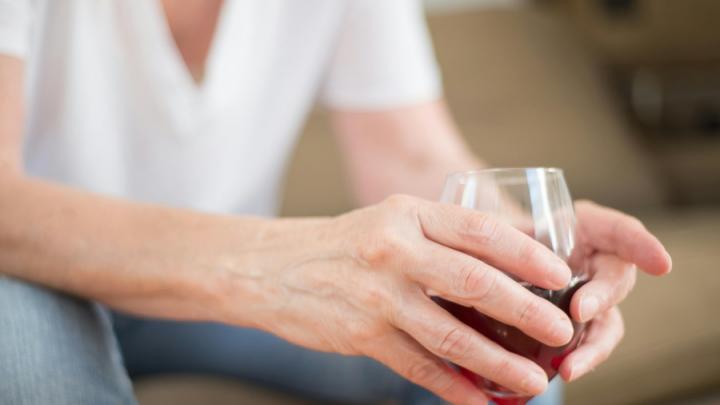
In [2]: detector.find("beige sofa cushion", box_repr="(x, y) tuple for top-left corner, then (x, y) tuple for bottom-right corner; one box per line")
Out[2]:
(425, 8), (665, 209)
(282, 8), (665, 217)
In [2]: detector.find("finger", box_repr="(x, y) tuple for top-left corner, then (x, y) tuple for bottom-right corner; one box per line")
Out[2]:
(559, 307), (624, 382)
(410, 241), (573, 346)
(391, 290), (549, 397)
(417, 201), (571, 289)
(570, 254), (637, 322)
(575, 200), (672, 275)
(371, 331), (489, 405)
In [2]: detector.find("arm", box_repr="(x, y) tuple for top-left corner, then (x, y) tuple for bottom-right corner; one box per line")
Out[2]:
(0, 55), (288, 324)
(331, 99), (483, 205)
(2, 55), (579, 404)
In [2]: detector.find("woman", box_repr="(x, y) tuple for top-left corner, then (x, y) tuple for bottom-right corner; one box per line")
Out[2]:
(0, 1), (671, 404)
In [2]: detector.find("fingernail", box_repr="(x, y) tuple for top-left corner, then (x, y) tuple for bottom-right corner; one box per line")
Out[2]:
(569, 360), (588, 381)
(580, 296), (600, 322)
(552, 316), (574, 344)
(521, 368), (547, 395)
(664, 251), (673, 273)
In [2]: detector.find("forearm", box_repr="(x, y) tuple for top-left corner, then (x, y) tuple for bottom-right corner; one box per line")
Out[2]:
(0, 55), (337, 332)
(0, 172), (324, 326)
(350, 146), (482, 204)
(368, 149), (483, 203)
(331, 100), (484, 205)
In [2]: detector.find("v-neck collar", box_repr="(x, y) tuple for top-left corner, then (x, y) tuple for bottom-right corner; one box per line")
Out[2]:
(148, 0), (231, 97)
(122, 0), (237, 137)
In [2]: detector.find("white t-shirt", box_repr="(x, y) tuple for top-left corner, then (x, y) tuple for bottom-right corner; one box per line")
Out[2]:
(0, 0), (441, 215)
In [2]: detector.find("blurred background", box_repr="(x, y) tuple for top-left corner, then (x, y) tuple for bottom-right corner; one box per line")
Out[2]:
(137, 0), (720, 404)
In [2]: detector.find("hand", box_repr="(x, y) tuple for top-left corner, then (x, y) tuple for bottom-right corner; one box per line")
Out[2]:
(238, 195), (576, 405)
(559, 200), (672, 381)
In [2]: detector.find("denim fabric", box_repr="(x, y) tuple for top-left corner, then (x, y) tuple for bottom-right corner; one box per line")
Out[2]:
(114, 314), (562, 405)
(0, 276), (561, 405)
(0, 276), (136, 405)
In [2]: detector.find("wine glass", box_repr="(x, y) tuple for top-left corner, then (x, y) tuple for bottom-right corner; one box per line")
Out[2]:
(436, 168), (588, 405)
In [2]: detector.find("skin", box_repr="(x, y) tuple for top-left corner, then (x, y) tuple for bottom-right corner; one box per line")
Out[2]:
(0, 3), (672, 404)
(160, 0), (223, 84)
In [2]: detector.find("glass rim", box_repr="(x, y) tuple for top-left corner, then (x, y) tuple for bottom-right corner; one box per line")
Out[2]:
(446, 167), (564, 182)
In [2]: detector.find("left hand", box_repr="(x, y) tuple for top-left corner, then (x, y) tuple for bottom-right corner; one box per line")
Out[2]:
(559, 200), (672, 381)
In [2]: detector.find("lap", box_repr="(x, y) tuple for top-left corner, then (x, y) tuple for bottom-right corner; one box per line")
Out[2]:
(0, 275), (563, 405)
(0, 276), (135, 405)
(113, 314), (563, 405)
(113, 313), (436, 404)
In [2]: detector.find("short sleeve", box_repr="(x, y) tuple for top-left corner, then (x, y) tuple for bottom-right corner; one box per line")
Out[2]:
(320, 0), (442, 110)
(0, 0), (33, 58)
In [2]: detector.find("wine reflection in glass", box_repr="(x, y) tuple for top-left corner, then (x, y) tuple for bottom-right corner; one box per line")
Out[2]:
(435, 168), (588, 405)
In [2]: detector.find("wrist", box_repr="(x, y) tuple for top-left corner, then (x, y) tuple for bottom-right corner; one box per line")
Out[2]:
(204, 215), (335, 328)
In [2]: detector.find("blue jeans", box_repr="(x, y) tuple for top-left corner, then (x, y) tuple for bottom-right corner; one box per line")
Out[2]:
(0, 276), (562, 404)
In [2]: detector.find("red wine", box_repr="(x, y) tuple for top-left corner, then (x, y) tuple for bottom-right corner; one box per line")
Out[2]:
(435, 279), (587, 401)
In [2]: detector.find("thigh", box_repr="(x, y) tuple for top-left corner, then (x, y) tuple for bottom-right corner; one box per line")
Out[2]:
(528, 378), (563, 405)
(0, 276), (136, 405)
(113, 314), (439, 405)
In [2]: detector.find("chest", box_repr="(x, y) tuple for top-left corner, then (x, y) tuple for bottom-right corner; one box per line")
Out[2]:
(26, 0), (348, 137)
(159, 0), (224, 84)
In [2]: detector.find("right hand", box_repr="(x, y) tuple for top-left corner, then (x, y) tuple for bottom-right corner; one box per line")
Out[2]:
(225, 195), (574, 405)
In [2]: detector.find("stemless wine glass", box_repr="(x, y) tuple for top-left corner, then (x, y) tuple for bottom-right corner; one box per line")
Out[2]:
(436, 168), (588, 405)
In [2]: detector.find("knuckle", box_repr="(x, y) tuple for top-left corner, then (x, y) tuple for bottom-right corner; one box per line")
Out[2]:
(517, 242), (540, 266)
(460, 265), (484, 295)
(382, 231), (410, 253)
(346, 317), (384, 343)
(360, 282), (394, 311)
(356, 240), (389, 266)
(460, 213), (501, 246)
(358, 228), (409, 266)
(437, 327), (472, 360)
(517, 297), (543, 328)
(404, 359), (443, 385)
(454, 263), (491, 297)
(383, 194), (416, 211)
(487, 356), (515, 383)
